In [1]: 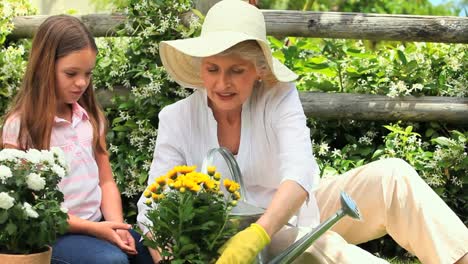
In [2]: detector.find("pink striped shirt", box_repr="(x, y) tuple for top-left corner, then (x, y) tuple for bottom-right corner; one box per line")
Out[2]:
(2, 103), (102, 221)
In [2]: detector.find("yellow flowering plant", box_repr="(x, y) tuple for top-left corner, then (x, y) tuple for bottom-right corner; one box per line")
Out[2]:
(142, 165), (241, 263)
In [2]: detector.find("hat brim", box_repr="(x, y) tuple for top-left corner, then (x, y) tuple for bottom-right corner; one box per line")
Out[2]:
(160, 31), (297, 89)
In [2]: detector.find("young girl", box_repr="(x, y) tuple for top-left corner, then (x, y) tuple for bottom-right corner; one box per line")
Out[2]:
(1, 15), (153, 264)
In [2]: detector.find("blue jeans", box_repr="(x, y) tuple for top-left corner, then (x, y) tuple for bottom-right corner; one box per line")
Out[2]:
(51, 229), (153, 264)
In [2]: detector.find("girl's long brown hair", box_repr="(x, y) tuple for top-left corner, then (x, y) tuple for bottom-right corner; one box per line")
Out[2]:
(2, 15), (106, 153)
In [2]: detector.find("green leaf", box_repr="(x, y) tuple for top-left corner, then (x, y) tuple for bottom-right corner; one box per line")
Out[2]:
(138, 172), (148, 185)
(6, 222), (17, 235)
(432, 137), (453, 146)
(397, 50), (407, 64)
(0, 210), (8, 224)
(405, 126), (413, 134)
(112, 125), (129, 132)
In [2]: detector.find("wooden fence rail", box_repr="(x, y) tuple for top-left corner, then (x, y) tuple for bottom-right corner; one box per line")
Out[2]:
(9, 11), (468, 123)
(10, 12), (468, 43)
(95, 87), (468, 124)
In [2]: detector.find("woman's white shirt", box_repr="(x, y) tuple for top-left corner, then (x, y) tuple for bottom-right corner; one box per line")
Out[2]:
(137, 82), (320, 234)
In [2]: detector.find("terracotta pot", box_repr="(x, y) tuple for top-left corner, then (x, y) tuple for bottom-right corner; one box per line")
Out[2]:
(0, 246), (52, 264)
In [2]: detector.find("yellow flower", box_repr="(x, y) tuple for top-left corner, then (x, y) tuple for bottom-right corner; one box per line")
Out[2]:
(232, 191), (241, 200)
(207, 166), (216, 176)
(143, 190), (152, 198)
(151, 193), (165, 202)
(223, 179), (240, 193)
(148, 183), (159, 193)
(189, 184), (201, 192)
(213, 172), (221, 180)
(175, 165), (197, 174)
(203, 179), (215, 191)
(155, 176), (167, 186)
(173, 180), (182, 189)
(166, 169), (178, 180)
(145, 199), (152, 205)
(228, 185), (239, 193)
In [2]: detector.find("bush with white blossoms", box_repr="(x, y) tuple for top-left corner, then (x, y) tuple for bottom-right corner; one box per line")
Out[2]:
(0, 148), (69, 254)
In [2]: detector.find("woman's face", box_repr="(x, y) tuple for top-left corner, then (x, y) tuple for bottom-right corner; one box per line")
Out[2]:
(201, 54), (259, 113)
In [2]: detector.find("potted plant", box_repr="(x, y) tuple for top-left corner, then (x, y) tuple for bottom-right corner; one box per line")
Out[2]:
(0, 148), (69, 263)
(141, 165), (241, 264)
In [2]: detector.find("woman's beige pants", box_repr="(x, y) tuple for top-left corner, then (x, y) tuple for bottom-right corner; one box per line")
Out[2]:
(268, 158), (468, 264)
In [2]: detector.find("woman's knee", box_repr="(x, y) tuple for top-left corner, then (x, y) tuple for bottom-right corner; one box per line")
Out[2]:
(372, 158), (419, 182)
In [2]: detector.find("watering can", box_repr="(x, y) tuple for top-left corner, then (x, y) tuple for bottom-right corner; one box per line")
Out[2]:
(202, 147), (362, 264)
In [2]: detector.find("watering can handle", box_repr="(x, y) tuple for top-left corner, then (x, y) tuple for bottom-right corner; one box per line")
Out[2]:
(201, 147), (247, 201)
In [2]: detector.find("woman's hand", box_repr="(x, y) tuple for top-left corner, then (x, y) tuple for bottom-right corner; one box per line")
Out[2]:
(216, 223), (270, 264)
(145, 232), (163, 263)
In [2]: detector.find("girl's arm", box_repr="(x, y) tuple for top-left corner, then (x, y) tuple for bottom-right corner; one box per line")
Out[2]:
(96, 140), (123, 223)
(96, 135), (137, 255)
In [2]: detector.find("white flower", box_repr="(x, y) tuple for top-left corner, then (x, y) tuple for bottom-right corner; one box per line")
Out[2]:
(0, 165), (12, 183)
(51, 147), (67, 167)
(40, 150), (55, 164)
(26, 173), (46, 191)
(318, 142), (330, 156)
(0, 192), (15, 210)
(0, 148), (24, 161)
(52, 164), (66, 178)
(22, 202), (39, 218)
(60, 207), (69, 213)
(25, 149), (42, 163)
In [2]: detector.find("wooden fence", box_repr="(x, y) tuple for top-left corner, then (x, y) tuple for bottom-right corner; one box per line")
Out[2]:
(9, 8), (468, 123)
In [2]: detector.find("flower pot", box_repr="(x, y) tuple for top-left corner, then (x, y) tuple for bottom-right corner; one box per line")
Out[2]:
(0, 246), (52, 264)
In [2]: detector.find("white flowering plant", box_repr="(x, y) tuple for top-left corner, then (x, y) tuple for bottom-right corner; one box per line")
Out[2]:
(0, 148), (69, 254)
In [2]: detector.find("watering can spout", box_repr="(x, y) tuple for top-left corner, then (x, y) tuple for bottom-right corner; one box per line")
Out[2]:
(267, 191), (361, 264)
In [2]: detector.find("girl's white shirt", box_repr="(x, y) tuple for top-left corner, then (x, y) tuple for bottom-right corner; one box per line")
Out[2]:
(137, 82), (320, 234)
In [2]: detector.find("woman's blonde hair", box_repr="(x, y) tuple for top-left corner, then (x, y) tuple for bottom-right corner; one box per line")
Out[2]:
(196, 40), (279, 88)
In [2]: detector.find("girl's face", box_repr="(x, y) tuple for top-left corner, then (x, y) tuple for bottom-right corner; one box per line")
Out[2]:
(201, 54), (259, 113)
(55, 47), (96, 106)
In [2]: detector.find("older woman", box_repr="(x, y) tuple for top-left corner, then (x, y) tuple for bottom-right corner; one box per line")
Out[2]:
(137, 1), (468, 263)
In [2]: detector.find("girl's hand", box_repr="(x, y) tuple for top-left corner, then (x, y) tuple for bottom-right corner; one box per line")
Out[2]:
(90, 221), (136, 254)
(116, 229), (138, 255)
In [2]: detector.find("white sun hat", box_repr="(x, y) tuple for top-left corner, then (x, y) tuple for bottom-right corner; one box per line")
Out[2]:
(159, 0), (298, 89)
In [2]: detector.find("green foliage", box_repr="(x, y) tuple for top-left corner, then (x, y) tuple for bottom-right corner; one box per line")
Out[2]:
(92, 0), (201, 218)
(270, 37), (468, 97)
(0, 1), (35, 119)
(144, 191), (237, 263)
(0, 148), (69, 254)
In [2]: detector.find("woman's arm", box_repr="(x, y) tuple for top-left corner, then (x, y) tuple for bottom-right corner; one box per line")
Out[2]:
(256, 180), (308, 237)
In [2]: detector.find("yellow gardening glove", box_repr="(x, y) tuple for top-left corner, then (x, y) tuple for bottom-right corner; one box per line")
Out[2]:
(216, 223), (271, 264)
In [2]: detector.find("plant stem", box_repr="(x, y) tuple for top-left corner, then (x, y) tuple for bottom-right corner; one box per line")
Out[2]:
(208, 204), (230, 251)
